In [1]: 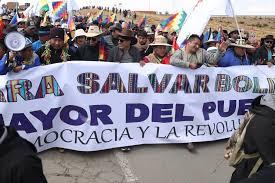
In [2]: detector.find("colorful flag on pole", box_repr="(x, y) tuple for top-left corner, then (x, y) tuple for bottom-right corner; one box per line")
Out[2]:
(39, 0), (49, 12)
(52, 1), (68, 19)
(160, 10), (187, 33)
(99, 37), (107, 61)
(67, 13), (76, 31)
(137, 15), (147, 28)
(108, 14), (116, 23)
(9, 13), (19, 25)
(96, 10), (103, 24)
(215, 27), (224, 42)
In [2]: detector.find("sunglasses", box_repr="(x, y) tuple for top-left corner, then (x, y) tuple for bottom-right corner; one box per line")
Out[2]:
(265, 41), (274, 44)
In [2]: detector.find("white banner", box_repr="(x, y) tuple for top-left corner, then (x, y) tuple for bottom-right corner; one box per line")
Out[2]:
(0, 62), (274, 152)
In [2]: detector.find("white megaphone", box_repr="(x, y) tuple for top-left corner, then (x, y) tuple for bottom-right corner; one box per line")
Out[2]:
(4, 32), (26, 52)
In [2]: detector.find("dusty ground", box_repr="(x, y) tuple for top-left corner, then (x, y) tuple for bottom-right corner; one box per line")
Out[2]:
(39, 140), (234, 183)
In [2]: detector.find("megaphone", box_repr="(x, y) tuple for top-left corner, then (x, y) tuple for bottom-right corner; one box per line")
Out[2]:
(4, 32), (26, 52)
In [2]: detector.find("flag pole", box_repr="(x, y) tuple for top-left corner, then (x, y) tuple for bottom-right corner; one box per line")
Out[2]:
(228, 0), (242, 39)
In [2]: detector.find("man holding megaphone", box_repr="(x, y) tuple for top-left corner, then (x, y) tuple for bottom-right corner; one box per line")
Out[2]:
(0, 32), (41, 75)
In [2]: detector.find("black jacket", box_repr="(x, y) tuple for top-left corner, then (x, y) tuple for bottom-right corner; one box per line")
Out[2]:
(76, 44), (100, 61)
(230, 96), (275, 183)
(36, 45), (73, 65)
(0, 127), (47, 183)
(107, 46), (141, 63)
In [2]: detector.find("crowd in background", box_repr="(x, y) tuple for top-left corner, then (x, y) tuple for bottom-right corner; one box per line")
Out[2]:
(0, 5), (274, 76)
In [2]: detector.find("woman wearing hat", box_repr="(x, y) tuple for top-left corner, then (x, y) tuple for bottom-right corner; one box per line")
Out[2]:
(107, 29), (140, 63)
(254, 35), (275, 66)
(76, 25), (106, 61)
(0, 38), (40, 74)
(218, 39), (254, 67)
(140, 35), (172, 65)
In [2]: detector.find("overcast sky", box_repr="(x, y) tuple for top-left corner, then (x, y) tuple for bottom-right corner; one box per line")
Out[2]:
(1, 0), (275, 15)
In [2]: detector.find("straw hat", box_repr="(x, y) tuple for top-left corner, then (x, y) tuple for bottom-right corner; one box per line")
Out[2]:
(149, 35), (172, 47)
(72, 29), (86, 41)
(230, 39), (254, 49)
(86, 25), (103, 38)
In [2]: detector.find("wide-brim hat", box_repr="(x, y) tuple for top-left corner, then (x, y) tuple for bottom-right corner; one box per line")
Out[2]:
(86, 25), (103, 38)
(230, 39), (254, 49)
(118, 29), (137, 45)
(72, 29), (86, 41)
(263, 35), (274, 41)
(149, 35), (172, 47)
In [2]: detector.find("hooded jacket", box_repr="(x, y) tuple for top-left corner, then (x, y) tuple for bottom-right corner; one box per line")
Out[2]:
(230, 96), (275, 183)
(0, 127), (47, 183)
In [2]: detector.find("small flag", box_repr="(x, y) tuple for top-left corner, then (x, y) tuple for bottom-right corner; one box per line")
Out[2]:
(160, 10), (187, 33)
(96, 10), (103, 24)
(99, 37), (107, 61)
(9, 13), (19, 25)
(67, 13), (76, 31)
(39, 0), (49, 12)
(215, 27), (224, 42)
(109, 14), (116, 23)
(226, 0), (234, 17)
(137, 15), (146, 28)
(52, 1), (67, 19)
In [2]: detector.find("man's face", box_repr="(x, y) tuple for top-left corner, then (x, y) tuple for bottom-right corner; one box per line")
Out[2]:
(0, 47), (5, 59)
(76, 36), (86, 46)
(234, 47), (246, 57)
(264, 39), (274, 49)
(112, 29), (121, 38)
(154, 46), (167, 58)
(18, 22), (26, 28)
(118, 37), (131, 49)
(87, 36), (99, 47)
(21, 47), (33, 60)
(148, 35), (154, 43)
(50, 38), (64, 50)
(138, 36), (147, 45)
(231, 32), (239, 40)
(187, 38), (201, 53)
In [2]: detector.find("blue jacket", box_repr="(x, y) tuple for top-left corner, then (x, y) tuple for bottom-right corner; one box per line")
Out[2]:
(0, 53), (41, 75)
(32, 40), (42, 52)
(218, 48), (251, 67)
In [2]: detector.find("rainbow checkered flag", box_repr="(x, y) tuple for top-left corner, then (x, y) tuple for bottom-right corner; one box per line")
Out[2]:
(160, 10), (187, 33)
(52, 1), (68, 19)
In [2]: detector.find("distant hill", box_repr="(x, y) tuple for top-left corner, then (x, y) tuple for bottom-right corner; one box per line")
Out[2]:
(78, 8), (275, 39)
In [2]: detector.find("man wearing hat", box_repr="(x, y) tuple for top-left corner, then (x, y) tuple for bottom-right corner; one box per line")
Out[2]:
(36, 27), (72, 65)
(107, 29), (140, 63)
(76, 25), (105, 61)
(32, 26), (51, 52)
(69, 29), (86, 59)
(141, 35), (171, 65)
(219, 39), (254, 67)
(17, 18), (27, 32)
(229, 29), (239, 43)
(0, 38), (41, 74)
(0, 125), (47, 183)
(204, 37), (219, 53)
(103, 22), (122, 54)
(254, 35), (275, 66)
